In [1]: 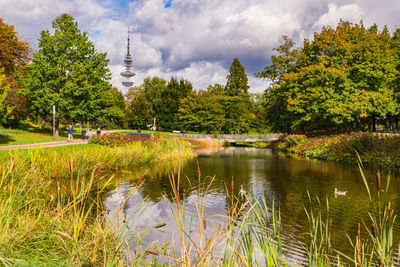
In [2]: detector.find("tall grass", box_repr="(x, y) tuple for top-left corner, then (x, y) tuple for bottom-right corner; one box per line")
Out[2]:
(154, 166), (285, 266)
(347, 163), (400, 266)
(0, 160), (126, 265)
(0, 137), (194, 266)
(0, 136), (194, 181)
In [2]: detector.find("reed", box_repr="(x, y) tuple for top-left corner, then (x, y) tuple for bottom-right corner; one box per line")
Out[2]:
(155, 166), (287, 266)
(0, 137), (194, 266)
(0, 160), (129, 265)
(0, 136), (194, 182)
(303, 193), (334, 266)
(353, 163), (399, 266)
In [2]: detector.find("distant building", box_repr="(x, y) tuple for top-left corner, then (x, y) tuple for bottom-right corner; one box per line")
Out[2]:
(121, 28), (135, 87)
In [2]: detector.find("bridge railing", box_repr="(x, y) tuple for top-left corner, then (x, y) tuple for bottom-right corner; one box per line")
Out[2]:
(184, 133), (284, 141)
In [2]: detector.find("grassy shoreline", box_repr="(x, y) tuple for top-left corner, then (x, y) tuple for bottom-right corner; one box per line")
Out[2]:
(0, 137), (194, 266)
(1, 134), (399, 266)
(272, 132), (400, 171)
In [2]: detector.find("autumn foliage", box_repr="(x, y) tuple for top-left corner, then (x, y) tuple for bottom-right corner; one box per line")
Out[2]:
(0, 18), (31, 125)
(258, 21), (400, 134)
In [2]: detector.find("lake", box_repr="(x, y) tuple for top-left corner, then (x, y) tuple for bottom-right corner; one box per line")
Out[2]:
(104, 147), (400, 265)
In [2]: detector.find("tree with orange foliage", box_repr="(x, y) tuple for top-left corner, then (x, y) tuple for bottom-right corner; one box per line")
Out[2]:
(0, 18), (31, 125)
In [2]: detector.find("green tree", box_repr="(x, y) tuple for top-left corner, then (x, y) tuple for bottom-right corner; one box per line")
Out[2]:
(392, 28), (400, 130)
(206, 83), (225, 96)
(258, 21), (398, 133)
(156, 77), (194, 130)
(126, 92), (152, 129)
(142, 76), (167, 117)
(0, 70), (12, 124)
(222, 58), (251, 133)
(178, 90), (225, 133)
(225, 58), (249, 96)
(220, 96), (251, 133)
(256, 36), (300, 133)
(22, 13), (112, 128)
(256, 35), (300, 84)
(101, 88), (126, 127)
(125, 85), (143, 102)
(177, 91), (201, 132)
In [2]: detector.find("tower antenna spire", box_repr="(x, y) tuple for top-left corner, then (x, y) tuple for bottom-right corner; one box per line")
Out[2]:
(127, 27), (130, 56)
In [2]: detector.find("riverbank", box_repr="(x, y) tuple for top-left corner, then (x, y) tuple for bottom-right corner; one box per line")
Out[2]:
(273, 132), (400, 171)
(0, 137), (194, 266)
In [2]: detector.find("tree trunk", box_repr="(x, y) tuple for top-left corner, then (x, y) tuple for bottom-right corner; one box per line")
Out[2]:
(55, 120), (60, 137)
(372, 115), (376, 132)
(388, 115), (393, 132)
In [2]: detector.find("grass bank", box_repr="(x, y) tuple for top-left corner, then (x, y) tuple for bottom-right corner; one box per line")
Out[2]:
(0, 136), (194, 266)
(273, 132), (400, 171)
(0, 129), (68, 146)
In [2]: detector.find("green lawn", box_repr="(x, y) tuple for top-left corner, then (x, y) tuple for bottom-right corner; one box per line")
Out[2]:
(0, 129), (83, 146)
(0, 143), (101, 160)
(0, 128), (203, 147)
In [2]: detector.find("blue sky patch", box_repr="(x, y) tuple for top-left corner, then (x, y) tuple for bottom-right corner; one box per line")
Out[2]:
(164, 0), (172, 8)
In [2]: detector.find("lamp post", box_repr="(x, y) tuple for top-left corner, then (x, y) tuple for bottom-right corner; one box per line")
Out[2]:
(53, 105), (56, 141)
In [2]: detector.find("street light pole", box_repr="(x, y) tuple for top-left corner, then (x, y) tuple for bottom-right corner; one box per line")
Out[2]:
(53, 105), (56, 141)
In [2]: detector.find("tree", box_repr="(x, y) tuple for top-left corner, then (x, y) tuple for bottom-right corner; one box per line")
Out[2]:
(391, 28), (400, 130)
(125, 85), (143, 102)
(256, 36), (301, 133)
(178, 91), (201, 132)
(126, 93), (152, 129)
(220, 95), (251, 133)
(222, 58), (251, 133)
(178, 90), (225, 133)
(258, 21), (399, 133)
(0, 18), (31, 78)
(0, 70), (12, 124)
(225, 58), (249, 96)
(22, 13), (112, 128)
(0, 18), (31, 126)
(156, 77), (194, 130)
(101, 88), (126, 127)
(206, 83), (225, 96)
(256, 35), (300, 84)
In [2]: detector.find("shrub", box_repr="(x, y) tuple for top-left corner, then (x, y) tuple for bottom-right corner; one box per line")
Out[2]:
(273, 132), (400, 171)
(89, 133), (150, 146)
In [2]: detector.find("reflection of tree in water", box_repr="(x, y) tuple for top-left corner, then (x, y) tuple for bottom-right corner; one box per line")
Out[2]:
(121, 185), (130, 224)
(263, 157), (400, 256)
(139, 148), (257, 215)
(113, 147), (400, 261)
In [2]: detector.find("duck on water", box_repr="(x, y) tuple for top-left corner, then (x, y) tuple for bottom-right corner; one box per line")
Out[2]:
(334, 188), (347, 197)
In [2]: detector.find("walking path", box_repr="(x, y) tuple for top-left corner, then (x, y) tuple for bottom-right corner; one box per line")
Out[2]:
(0, 139), (88, 150)
(0, 129), (130, 151)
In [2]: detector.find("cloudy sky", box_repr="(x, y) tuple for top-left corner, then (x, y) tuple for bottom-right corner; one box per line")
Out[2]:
(1, 0), (399, 93)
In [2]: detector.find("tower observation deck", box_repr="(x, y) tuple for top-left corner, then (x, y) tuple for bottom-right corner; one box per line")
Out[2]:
(121, 29), (135, 87)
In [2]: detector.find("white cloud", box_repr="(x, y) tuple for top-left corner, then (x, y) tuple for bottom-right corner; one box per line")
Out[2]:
(1, 0), (399, 94)
(313, 3), (364, 29)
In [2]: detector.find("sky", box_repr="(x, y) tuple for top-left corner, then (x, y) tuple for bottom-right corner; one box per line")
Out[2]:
(1, 0), (399, 93)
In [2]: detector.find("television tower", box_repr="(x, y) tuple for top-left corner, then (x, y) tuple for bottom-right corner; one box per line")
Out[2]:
(121, 28), (135, 87)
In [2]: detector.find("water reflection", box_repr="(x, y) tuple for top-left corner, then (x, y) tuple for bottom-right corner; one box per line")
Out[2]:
(104, 147), (400, 263)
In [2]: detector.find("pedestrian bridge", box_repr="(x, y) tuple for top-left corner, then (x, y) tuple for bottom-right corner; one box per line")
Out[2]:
(184, 133), (284, 144)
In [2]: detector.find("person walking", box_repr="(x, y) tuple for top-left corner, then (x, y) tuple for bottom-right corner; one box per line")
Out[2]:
(96, 127), (101, 135)
(67, 125), (74, 142)
(88, 128), (93, 139)
(81, 128), (86, 141)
